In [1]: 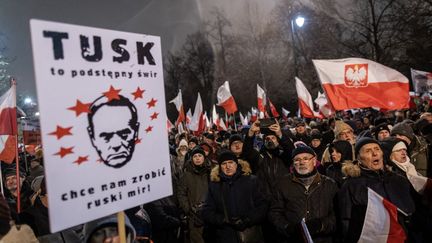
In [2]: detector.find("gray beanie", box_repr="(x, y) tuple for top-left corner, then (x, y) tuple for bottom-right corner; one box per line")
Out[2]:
(391, 123), (414, 141)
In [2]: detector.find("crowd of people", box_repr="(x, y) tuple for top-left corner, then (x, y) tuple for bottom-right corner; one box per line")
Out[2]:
(1, 108), (432, 243)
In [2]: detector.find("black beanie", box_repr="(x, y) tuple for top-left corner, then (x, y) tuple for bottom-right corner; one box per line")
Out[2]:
(391, 123), (414, 141)
(355, 137), (380, 156)
(291, 145), (316, 159)
(217, 150), (238, 164)
(190, 147), (205, 158)
(229, 134), (243, 148)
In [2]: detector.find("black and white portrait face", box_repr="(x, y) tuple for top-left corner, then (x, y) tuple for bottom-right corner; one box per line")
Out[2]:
(87, 96), (139, 168)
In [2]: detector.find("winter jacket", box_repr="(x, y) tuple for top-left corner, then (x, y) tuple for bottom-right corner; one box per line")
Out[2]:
(242, 133), (294, 197)
(269, 173), (338, 243)
(202, 160), (268, 243)
(338, 162), (415, 243)
(410, 135), (429, 176)
(177, 160), (211, 216)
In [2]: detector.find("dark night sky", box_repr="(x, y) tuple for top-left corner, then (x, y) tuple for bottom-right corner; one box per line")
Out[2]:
(0, 0), (204, 99)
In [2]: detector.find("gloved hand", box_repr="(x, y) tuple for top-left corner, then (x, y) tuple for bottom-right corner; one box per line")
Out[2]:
(305, 218), (322, 235)
(229, 217), (248, 231)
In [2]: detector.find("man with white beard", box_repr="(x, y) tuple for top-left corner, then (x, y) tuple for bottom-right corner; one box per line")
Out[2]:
(269, 145), (338, 243)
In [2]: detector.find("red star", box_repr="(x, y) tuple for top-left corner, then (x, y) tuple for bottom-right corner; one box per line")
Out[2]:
(146, 98), (157, 108)
(103, 85), (122, 101)
(131, 87), (145, 100)
(135, 138), (142, 144)
(145, 126), (153, 133)
(48, 126), (73, 140)
(68, 100), (91, 117)
(54, 147), (74, 158)
(74, 155), (89, 165)
(150, 112), (159, 120)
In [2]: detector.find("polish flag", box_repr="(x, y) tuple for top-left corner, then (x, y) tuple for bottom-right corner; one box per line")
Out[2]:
(314, 91), (334, 118)
(167, 119), (174, 132)
(282, 107), (290, 119)
(0, 82), (17, 164)
(313, 58), (409, 110)
(218, 117), (228, 131)
(217, 81), (238, 114)
(169, 89), (185, 125)
(247, 111), (252, 122)
(212, 105), (219, 127)
(268, 98), (280, 117)
(295, 77), (321, 118)
(186, 109), (192, 125)
(250, 107), (258, 122)
(239, 112), (248, 126)
(359, 188), (407, 243)
(257, 84), (267, 113)
(204, 112), (211, 129)
(189, 93), (205, 133)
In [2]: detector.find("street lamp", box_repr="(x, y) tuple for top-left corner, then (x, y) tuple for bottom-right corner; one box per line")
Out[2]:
(24, 97), (32, 104)
(291, 15), (305, 77)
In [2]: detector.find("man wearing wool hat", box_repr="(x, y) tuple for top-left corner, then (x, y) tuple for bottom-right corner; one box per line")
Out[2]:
(321, 120), (356, 164)
(338, 137), (415, 243)
(269, 145), (338, 243)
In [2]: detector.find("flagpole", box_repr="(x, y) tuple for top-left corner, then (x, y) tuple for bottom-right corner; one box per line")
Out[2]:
(117, 211), (127, 243)
(15, 135), (21, 213)
(233, 112), (238, 131)
(0, 163), (4, 196)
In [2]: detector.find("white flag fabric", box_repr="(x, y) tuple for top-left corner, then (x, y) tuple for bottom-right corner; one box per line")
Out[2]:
(313, 58), (409, 110)
(217, 81), (238, 114)
(295, 77), (321, 118)
(282, 107), (290, 118)
(411, 68), (432, 93)
(314, 91), (334, 118)
(358, 188), (406, 243)
(189, 93), (203, 132)
(257, 84), (267, 113)
(169, 89), (185, 124)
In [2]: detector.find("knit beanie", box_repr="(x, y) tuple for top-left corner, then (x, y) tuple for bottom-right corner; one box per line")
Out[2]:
(355, 137), (380, 156)
(334, 120), (354, 138)
(190, 147), (206, 158)
(291, 145), (316, 159)
(391, 123), (414, 141)
(229, 134), (243, 148)
(379, 137), (406, 163)
(217, 150), (238, 164)
(372, 123), (391, 139)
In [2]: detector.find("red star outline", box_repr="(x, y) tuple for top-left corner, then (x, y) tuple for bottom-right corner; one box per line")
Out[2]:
(68, 100), (91, 117)
(48, 125), (73, 140)
(135, 138), (142, 144)
(145, 126), (153, 133)
(103, 85), (122, 101)
(150, 112), (159, 120)
(146, 98), (157, 108)
(131, 87), (145, 100)
(74, 155), (89, 165)
(54, 146), (74, 158)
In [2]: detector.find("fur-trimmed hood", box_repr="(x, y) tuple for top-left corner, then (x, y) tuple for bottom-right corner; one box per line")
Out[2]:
(342, 161), (361, 178)
(210, 159), (252, 182)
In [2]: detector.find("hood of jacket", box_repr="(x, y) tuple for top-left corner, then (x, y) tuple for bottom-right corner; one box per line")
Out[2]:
(210, 159), (252, 182)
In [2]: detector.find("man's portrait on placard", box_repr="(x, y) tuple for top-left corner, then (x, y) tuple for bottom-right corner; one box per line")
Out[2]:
(87, 95), (140, 168)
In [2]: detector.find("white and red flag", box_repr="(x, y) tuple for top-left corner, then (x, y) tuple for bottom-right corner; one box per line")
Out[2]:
(204, 111), (211, 129)
(189, 93), (205, 133)
(239, 112), (248, 126)
(257, 84), (267, 113)
(282, 107), (290, 119)
(314, 91), (334, 118)
(186, 109), (192, 125)
(268, 98), (280, 118)
(295, 77), (321, 118)
(218, 117), (228, 131)
(169, 89), (185, 125)
(217, 81), (238, 114)
(167, 119), (174, 132)
(313, 58), (409, 110)
(250, 107), (258, 122)
(358, 188), (407, 243)
(212, 105), (219, 127)
(0, 82), (17, 164)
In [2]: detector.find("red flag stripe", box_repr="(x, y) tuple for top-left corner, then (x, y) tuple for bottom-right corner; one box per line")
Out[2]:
(219, 96), (238, 114)
(382, 198), (406, 243)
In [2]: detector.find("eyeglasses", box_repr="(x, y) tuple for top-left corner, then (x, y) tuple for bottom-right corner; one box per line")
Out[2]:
(293, 156), (315, 164)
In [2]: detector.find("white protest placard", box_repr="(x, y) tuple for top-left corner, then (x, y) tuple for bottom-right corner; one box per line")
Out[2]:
(30, 19), (172, 232)
(411, 68), (432, 93)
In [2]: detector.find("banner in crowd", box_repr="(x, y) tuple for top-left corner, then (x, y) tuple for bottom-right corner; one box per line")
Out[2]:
(313, 58), (409, 110)
(30, 19), (172, 232)
(411, 68), (432, 93)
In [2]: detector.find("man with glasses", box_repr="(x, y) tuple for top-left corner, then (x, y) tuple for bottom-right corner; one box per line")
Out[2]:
(269, 145), (338, 243)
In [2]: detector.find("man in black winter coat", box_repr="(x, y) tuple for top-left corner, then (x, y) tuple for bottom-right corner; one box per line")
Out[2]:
(269, 146), (338, 243)
(339, 137), (415, 243)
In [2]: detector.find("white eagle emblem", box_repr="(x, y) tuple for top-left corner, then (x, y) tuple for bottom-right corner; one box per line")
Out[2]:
(344, 64), (368, 87)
